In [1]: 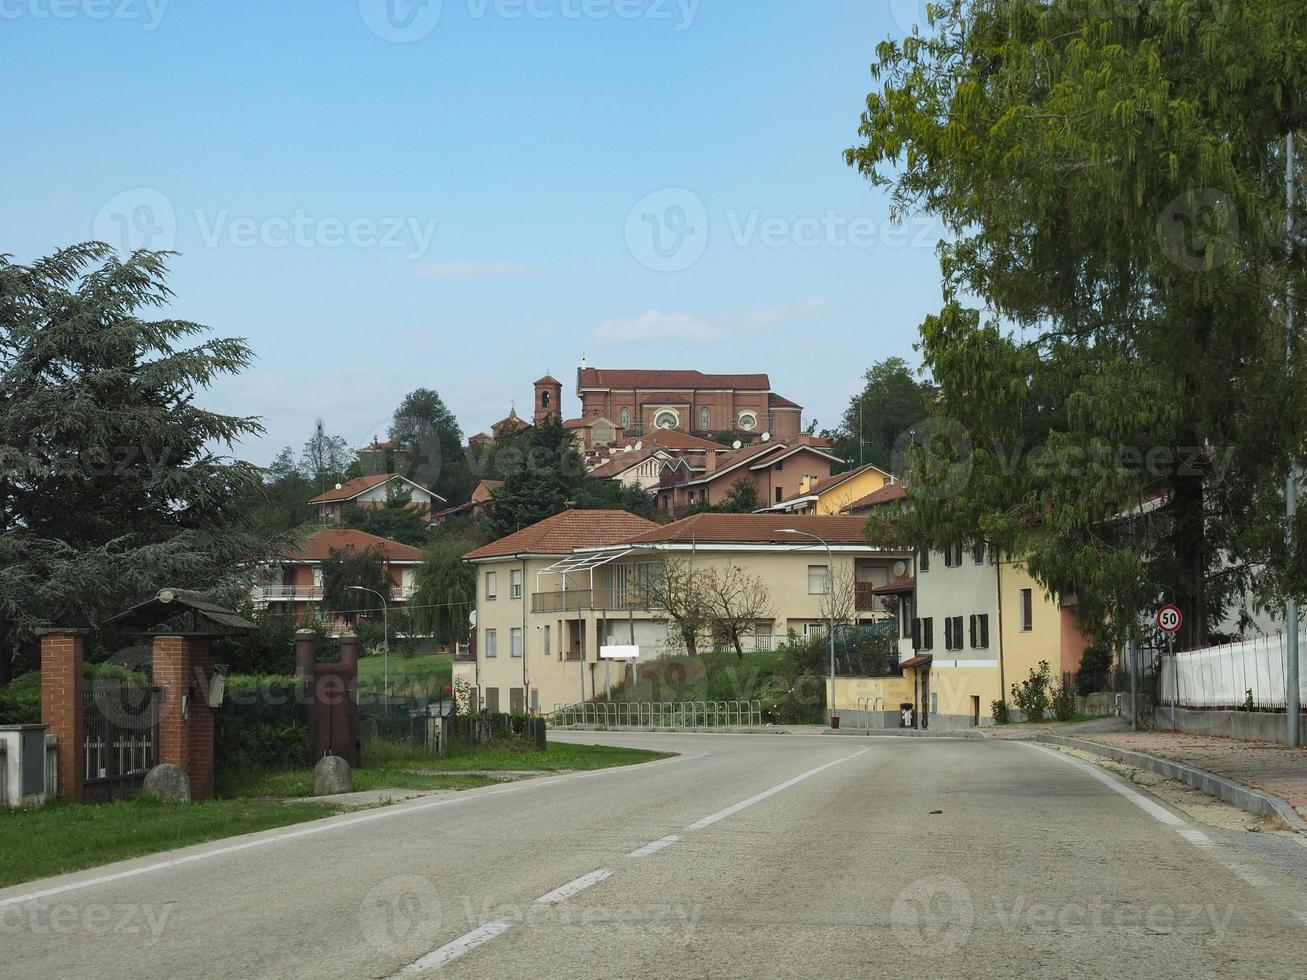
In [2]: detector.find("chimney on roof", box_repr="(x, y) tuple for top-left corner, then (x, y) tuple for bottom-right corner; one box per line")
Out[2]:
(704, 448), (717, 473)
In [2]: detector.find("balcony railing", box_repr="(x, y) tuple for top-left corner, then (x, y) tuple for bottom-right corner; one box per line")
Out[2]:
(531, 589), (648, 614)
(253, 586), (324, 601)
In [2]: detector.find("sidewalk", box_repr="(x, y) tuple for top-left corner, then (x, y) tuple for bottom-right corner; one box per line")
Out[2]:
(1074, 731), (1307, 820)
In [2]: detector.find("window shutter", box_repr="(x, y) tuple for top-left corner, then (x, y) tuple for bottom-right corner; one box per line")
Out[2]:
(981, 615), (990, 649)
(969, 615), (976, 648)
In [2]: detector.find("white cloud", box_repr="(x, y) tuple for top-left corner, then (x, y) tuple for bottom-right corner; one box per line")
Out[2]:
(588, 298), (829, 347)
(412, 260), (540, 281)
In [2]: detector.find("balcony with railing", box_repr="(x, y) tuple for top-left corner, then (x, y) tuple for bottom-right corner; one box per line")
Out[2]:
(855, 583), (902, 614)
(252, 585), (324, 602)
(531, 589), (647, 614)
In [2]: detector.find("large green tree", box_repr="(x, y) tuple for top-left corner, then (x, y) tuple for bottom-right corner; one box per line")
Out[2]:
(343, 483), (432, 547)
(408, 536), (477, 646)
(388, 387), (473, 506)
(827, 357), (933, 472)
(0, 244), (278, 682)
(481, 416), (587, 538)
(848, 0), (1306, 649)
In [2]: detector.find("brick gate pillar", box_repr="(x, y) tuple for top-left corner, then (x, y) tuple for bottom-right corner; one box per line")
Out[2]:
(38, 629), (86, 803)
(151, 635), (216, 801)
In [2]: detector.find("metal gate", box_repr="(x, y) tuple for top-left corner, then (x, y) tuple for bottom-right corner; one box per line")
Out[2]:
(82, 680), (160, 804)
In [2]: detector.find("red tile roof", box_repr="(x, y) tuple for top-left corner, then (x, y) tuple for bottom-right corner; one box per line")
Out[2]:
(805, 465), (899, 499)
(280, 527), (423, 562)
(585, 448), (662, 480)
(768, 392), (801, 409)
(842, 483), (907, 512)
(535, 375), (562, 386)
(644, 428), (723, 451)
(578, 368), (771, 391)
(308, 473), (398, 504)
(614, 513), (873, 547)
(464, 509), (659, 560)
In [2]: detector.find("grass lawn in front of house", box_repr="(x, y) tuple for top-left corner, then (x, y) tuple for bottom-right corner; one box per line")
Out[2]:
(0, 796), (342, 889)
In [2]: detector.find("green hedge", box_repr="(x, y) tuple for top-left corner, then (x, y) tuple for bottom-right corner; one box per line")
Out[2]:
(213, 676), (308, 777)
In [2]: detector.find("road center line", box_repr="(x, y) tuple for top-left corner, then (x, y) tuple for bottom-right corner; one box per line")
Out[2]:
(0, 752), (704, 910)
(627, 835), (681, 858)
(683, 748), (870, 832)
(534, 868), (613, 905)
(397, 920), (514, 976)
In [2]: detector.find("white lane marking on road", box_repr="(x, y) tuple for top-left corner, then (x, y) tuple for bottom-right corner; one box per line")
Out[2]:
(1025, 744), (1280, 891)
(534, 868), (613, 905)
(683, 747), (870, 832)
(627, 835), (681, 858)
(0, 752), (705, 910)
(396, 920), (514, 976)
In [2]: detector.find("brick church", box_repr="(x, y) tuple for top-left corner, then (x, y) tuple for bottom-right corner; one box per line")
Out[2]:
(523, 363), (803, 442)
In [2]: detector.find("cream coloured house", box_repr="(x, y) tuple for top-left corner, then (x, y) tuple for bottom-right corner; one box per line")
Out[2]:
(456, 510), (912, 715)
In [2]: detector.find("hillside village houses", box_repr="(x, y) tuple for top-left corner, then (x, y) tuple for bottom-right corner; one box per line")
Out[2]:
(308, 473), (446, 525)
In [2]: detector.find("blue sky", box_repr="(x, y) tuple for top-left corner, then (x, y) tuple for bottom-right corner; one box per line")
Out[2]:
(3, 0), (943, 464)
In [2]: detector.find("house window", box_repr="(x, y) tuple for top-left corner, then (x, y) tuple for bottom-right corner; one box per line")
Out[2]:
(970, 614), (990, 649)
(944, 543), (963, 567)
(619, 408), (630, 428)
(485, 687), (499, 712)
(973, 542), (986, 565)
(918, 550), (930, 573)
(510, 569), (522, 599)
(808, 565), (831, 595)
(738, 411), (758, 431)
(484, 628), (498, 658)
(510, 627), (523, 658)
(654, 410), (679, 429)
(1020, 589), (1034, 631)
(509, 687), (525, 713)
(920, 617), (934, 651)
(944, 615), (964, 651)
(485, 571), (497, 600)
(543, 625), (551, 658)
(699, 407), (711, 431)
(767, 413), (776, 431)
(775, 487), (784, 503)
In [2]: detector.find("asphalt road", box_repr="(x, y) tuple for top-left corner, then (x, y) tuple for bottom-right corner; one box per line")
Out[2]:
(6, 731), (1307, 978)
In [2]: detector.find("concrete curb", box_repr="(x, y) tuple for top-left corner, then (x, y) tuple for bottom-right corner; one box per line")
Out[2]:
(820, 727), (986, 739)
(1036, 734), (1307, 833)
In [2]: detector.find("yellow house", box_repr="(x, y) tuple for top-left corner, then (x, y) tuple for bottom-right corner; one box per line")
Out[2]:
(760, 462), (895, 516)
(998, 559), (1089, 696)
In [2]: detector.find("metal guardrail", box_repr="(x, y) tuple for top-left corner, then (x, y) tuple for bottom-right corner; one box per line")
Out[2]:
(854, 697), (885, 730)
(548, 700), (763, 728)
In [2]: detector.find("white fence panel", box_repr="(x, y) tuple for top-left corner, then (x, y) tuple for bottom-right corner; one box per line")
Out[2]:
(1159, 632), (1307, 709)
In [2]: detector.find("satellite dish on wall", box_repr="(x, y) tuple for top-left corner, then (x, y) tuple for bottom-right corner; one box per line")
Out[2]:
(893, 560), (908, 578)
(732, 440), (742, 450)
(761, 433), (772, 443)
(635, 441), (643, 450)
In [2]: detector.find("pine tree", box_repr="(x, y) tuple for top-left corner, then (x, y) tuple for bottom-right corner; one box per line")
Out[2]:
(0, 244), (279, 681)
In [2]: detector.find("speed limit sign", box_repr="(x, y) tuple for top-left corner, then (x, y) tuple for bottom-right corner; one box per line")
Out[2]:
(1156, 604), (1183, 635)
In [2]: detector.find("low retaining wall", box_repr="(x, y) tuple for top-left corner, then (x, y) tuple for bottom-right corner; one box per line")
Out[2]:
(1154, 706), (1301, 742)
(1037, 734), (1307, 832)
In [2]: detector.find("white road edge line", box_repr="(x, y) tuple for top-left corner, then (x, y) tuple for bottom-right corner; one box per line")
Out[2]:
(683, 747), (870, 832)
(0, 751), (707, 910)
(397, 920), (514, 976)
(534, 868), (613, 905)
(627, 835), (681, 858)
(1023, 743), (1278, 890)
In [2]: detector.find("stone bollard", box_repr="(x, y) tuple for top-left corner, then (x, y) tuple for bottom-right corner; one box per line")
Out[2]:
(143, 763), (191, 803)
(313, 755), (353, 796)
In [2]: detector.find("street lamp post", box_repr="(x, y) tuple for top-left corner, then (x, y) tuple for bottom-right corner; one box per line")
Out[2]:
(348, 586), (389, 696)
(780, 528), (839, 729)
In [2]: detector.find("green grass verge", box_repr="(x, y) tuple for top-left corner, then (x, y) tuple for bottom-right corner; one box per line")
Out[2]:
(357, 651), (452, 696)
(0, 796), (341, 888)
(217, 741), (671, 799)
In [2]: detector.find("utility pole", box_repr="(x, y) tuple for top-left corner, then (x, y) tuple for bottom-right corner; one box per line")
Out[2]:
(1287, 130), (1300, 748)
